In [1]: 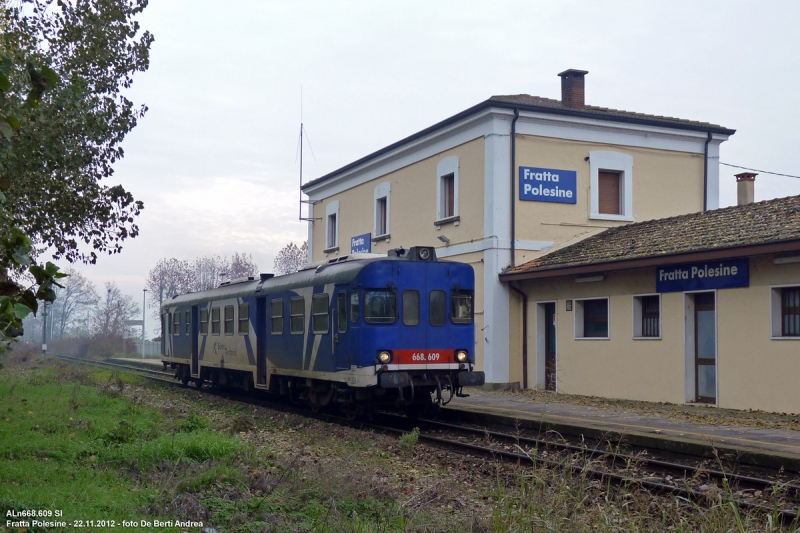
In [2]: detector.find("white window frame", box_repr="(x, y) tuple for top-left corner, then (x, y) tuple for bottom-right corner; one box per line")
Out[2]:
(325, 200), (339, 251)
(633, 293), (661, 340)
(770, 284), (800, 340)
(574, 297), (610, 340)
(589, 151), (633, 222)
(373, 182), (390, 239)
(436, 156), (459, 224)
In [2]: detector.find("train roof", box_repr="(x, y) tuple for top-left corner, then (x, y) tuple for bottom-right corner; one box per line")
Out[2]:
(161, 248), (470, 308)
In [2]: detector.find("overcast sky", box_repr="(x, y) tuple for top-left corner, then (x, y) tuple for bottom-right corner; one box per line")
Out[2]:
(62, 0), (800, 337)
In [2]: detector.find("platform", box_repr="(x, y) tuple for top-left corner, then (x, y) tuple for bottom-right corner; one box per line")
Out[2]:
(444, 390), (800, 472)
(114, 357), (165, 367)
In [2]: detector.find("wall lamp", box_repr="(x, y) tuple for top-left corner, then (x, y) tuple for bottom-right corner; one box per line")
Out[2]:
(437, 235), (450, 247)
(774, 255), (800, 265)
(575, 274), (605, 283)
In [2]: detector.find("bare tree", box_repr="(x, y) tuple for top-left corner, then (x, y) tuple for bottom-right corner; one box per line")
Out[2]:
(50, 268), (98, 339)
(91, 282), (140, 337)
(145, 257), (194, 323)
(192, 255), (229, 291)
(229, 252), (260, 280)
(273, 241), (308, 275)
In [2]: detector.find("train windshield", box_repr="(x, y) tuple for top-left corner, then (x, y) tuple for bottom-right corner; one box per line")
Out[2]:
(364, 290), (397, 324)
(451, 290), (474, 324)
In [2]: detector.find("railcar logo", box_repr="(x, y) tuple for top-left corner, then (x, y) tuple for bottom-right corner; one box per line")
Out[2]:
(519, 166), (577, 204)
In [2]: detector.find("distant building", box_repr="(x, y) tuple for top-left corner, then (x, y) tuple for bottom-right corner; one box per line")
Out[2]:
(301, 69), (735, 389)
(500, 181), (800, 413)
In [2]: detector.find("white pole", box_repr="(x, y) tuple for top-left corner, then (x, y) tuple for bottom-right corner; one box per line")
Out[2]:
(142, 289), (147, 358)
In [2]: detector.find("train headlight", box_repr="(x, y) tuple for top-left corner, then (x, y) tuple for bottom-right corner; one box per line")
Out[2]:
(455, 350), (468, 363)
(378, 351), (392, 364)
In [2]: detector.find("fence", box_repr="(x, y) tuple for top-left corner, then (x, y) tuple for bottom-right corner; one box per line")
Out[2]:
(125, 340), (161, 358)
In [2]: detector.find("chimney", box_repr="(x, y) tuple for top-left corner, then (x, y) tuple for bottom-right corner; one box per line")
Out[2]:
(558, 69), (589, 108)
(735, 172), (756, 205)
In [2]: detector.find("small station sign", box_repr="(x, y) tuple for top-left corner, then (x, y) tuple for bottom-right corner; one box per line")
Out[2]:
(656, 258), (749, 293)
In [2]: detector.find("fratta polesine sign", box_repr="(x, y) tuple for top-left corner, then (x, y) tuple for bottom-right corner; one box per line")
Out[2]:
(656, 258), (749, 293)
(519, 166), (577, 204)
(350, 233), (371, 254)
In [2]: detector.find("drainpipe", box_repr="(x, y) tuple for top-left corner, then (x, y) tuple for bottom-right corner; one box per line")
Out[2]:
(510, 108), (519, 268)
(509, 283), (528, 390)
(703, 132), (712, 211)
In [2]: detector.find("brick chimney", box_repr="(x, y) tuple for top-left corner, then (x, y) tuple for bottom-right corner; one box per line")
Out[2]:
(558, 69), (589, 108)
(735, 172), (756, 205)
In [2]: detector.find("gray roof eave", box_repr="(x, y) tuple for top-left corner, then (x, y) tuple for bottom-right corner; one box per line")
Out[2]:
(301, 99), (736, 192)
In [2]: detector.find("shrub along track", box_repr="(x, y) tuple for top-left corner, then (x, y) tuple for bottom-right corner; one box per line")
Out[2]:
(57, 354), (800, 526)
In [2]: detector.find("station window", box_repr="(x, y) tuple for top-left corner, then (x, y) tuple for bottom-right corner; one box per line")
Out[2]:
(451, 290), (473, 324)
(185, 310), (191, 335)
(633, 295), (660, 338)
(403, 290), (420, 326)
(338, 292), (348, 333)
(173, 312), (180, 336)
(350, 291), (360, 323)
(771, 286), (800, 338)
(589, 151), (633, 221)
(224, 306), (234, 335)
(436, 156), (459, 222)
(374, 182), (390, 237)
(364, 290), (397, 324)
(270, 299), (283, 335)
(429, 290), (446, 327)
(211, 307), (220, 335)
(290, 297), (305, 334)
(200, 309), (208, 335)
(238, 303), (249, 335)
(575, 298), (609, 339)
(325, 201), (339, 251)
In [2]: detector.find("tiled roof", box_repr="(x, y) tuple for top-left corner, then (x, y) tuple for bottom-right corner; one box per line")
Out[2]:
(504, 195), (800, 276)
(491, 94), (731, 132)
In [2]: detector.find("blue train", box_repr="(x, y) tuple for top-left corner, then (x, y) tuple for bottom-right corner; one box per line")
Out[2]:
(160, 246), (485, 416)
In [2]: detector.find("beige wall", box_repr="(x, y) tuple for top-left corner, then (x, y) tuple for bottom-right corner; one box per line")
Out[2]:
(512, 135), (705, 266)
(518, 256), (800, 413)
(311, 137), (485, 260)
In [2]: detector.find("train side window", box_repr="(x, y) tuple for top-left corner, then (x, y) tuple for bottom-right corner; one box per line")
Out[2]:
(338, 292), (347, 333)
(224, 305), (234, 335)
(185, 310), (191, 334)
(290, 297), (305, 334)
(364, 290), (397, 324)
(173, 312), (181, 335)
(238, 303), (249, 335)
(349, 292), (360, 323)
(403, 290), (420, 326)
(200, 309), (208, 335)
(429, 290), (446, 326)
(312, 294), (330, 334)
(450, 290), (474, 324)
(270, 299), (283, 334)
(211, 307), (220, 335)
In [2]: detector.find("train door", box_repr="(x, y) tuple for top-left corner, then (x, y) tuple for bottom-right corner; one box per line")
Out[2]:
(191, 306), (199, 376)
(334, 290), (354, 370)
(256, 297), (267, 386)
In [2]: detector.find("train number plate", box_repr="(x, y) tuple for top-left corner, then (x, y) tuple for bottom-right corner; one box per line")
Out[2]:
(394, 350), (454, 364)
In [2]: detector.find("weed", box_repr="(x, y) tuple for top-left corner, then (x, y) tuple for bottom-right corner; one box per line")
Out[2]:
(398, 427), (420, 456)
(229, 414), (255, 434)
(181, 412), (208, 433)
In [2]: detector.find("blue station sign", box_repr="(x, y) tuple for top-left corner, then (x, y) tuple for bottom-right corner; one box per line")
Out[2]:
(519, 166), (577, 204)
(350, 233), (371, 254)
(656, 258), (749, 293)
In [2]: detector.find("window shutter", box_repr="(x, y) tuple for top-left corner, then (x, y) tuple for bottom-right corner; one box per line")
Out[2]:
(598, 171), (621, 215)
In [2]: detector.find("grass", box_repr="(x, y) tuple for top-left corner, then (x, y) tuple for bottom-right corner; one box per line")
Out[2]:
(2, 360), (800, 532)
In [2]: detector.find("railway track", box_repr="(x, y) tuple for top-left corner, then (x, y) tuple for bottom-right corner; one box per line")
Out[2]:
(56, 354), (800, 524)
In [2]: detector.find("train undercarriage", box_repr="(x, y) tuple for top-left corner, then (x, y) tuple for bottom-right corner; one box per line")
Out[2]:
(167, 362), (480, 419)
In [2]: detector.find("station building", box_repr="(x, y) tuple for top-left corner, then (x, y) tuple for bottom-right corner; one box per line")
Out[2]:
(301, 69), (736, 389)
(500, 184), (800, 414)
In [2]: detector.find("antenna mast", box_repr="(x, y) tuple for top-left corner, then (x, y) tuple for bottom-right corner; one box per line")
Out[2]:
(298, 86), (320, 222)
